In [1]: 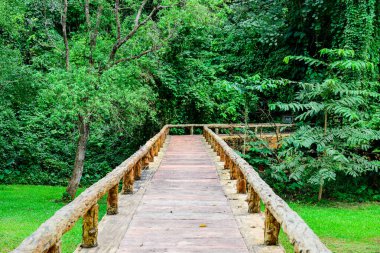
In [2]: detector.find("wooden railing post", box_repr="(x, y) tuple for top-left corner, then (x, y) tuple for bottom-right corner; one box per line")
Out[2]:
(264, 207), (280, 245)
(81, 203), (99, 248)
(224, 156), (230, 170)
(107, 184), (118, 215)
(134, 161), (142, 180)
(220, 150), (225, 162)
(122, 168), (134, 194)
(190, 126), (194, 135)
(230, 162), (238, 180)
(149, 147), (155, 162)
(143, 154), (150, 169)
(236, 169), (246, 194)
(46, 240), (61, 253)
(215, 128), (219, 134)
(155, 142), (160, 156)
(247, 185), (260, 213)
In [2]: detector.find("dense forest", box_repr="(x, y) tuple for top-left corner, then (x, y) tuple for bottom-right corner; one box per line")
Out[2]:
(1, 0), (379, 202)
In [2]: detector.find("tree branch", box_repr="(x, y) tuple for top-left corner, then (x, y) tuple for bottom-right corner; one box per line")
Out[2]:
(108, 3), (168, 63)
(88, 4), (103, 66)
(135, 0), (148, 27)
(91, 5), (103, 48)
(84, 0), (91, 31)
(113, 45), (162, 65)
(115, 0), (121, 40)
(62, 0), (70, 71)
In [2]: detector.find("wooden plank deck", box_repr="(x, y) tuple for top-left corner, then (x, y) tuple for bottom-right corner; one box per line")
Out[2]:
(116, 135), (249, 252)
(77, 135), (284, 253)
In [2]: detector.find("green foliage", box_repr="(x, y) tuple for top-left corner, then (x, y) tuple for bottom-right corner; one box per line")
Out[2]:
(240, 135), (273, 169)
(0, 0), (379, 205)
(270, 49), (380, 200)
(272, 125), (380, 184)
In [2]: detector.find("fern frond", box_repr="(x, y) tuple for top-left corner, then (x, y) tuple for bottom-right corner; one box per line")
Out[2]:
(284, 55), (328, 67)
(330, 60), (375, 73)
(319, 48), (355, 58)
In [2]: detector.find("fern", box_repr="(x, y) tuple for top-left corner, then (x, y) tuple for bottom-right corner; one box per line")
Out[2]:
(284, 55), (328, 67)
(270, 48), (380, 200)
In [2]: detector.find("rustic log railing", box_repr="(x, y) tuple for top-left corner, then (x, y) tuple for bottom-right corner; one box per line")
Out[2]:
(168, 123), (294, 136)
(12, 126), (170, 253)
(12, 123), (329, 253)
(203, 126), (331, 253)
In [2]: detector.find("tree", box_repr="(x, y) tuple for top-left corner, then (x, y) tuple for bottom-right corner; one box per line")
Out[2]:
(61, 0), (176, 200)
(271, 49), (380, 200)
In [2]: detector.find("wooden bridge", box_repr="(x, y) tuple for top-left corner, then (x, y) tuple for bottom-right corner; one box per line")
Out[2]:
(12, 124), (330, 253)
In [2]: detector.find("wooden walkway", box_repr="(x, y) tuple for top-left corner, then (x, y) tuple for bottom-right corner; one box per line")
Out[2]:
(14, 124), (330, 253)
(117, 135), (249, 252)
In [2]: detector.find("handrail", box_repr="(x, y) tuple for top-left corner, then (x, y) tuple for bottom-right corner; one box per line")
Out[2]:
(12, 126), (170, 253)
(168, 123), (294, 135)
(203, 126), (330, 253)
(167, 123), (294, 128)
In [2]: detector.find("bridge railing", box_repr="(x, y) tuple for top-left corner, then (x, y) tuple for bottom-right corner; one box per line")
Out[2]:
(203, 126), (331, 253)
(13, 123), (326, 253)
(12, 126), (170, 253)
(168, 123), (294, 136)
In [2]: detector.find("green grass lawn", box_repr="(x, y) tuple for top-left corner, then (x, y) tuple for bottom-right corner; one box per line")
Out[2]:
(0, 185), (379, 253)
(279, 202), (380, 253)
(0, 185), (107, 253)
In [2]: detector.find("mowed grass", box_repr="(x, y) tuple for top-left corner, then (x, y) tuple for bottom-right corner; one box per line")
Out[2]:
(279, 202), (380, 253)
(0, 185), (107, 253)
(1, 185), (380, 253)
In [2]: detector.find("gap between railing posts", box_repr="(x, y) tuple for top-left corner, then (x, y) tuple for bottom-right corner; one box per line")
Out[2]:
(203, 126), (331, 253)
(12, 126), (169, 253)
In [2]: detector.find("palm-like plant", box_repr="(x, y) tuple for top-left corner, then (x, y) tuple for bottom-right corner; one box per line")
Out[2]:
(270, 49), (380, 200)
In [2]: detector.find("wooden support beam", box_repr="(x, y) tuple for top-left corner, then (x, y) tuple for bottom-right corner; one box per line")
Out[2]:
(107, 184), (118, 215)
(264, 207), (280, 245)
(155, 142), (160, 155)
(236, 169), (247, 194)
(224, 156), (230, 170)
(247, 185), (260, 213)
(230, 162), (238, 180)
(46, 240), (61, 253)
(121, 168), (134, 194)
(81, 204), (99, 248)
(143, 154), (150, 169)
(149, 147), (155, 162)
(220, 151), (225, 162)
(134, 162), (142, 180)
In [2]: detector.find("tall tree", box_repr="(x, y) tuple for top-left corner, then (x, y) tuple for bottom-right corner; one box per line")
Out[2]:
(64, 0), (173, 200)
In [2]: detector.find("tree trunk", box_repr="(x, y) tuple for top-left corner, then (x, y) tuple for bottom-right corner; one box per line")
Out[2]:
(243, 100), (249, 155)
(324, 110), (328, 135)
(61, 0), (70, 71)
(319, 110), (328, 201)
(318, 181), (323, 201)
(64, 115), (90, 201)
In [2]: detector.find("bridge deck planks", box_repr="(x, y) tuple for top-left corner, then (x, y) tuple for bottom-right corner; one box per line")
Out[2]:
(117, 135), (249, 253)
